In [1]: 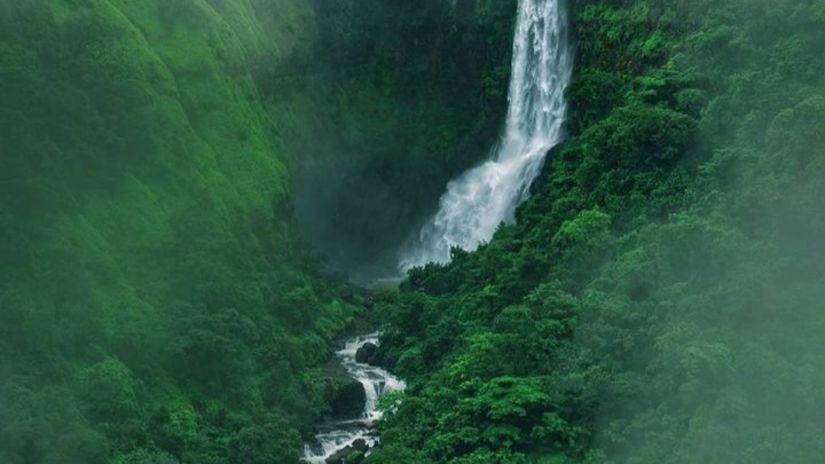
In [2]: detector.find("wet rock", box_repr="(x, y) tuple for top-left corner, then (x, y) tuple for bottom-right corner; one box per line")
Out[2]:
(329, 379), (366, 419)
(355, 342), (378, 365)
(327, 438), (368, 463)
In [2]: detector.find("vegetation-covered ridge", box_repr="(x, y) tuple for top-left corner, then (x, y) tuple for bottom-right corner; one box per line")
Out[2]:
(0, 1), (360, 463)
(0, 0), (532, 462)
(372, 0), (825, 463)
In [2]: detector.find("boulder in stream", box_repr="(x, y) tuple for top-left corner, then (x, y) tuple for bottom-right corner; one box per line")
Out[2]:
(329, 379), (366, 419)
(355, 342), (378, 365)
(327, 438), (368, 464)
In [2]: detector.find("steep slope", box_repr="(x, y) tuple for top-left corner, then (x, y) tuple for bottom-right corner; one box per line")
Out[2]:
(0, 2), (356, 463)
(372, 0), (825, 463)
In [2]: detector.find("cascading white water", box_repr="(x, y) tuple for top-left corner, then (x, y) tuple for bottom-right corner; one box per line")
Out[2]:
(301, 334), (405, 463)
(399, 0), (573, 271)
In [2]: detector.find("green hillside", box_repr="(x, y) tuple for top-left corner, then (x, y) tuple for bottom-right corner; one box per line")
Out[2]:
(1, 0), (824, 463)
(371, 0), (825, 463)
(0, 2), (353, 462)
(0, 1), (526, 461)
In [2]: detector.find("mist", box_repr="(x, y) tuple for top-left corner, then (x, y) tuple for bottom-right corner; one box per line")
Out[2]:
(568, 0), (825, 460)
(1, 0), (820, 462)
(264, 0), (518, 282)
(360, 0), (825, 462)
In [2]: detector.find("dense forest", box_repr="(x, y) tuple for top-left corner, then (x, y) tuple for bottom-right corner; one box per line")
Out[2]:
(372, 0), (825, 462)
(1, 0), (824, 463)
(0, 0), (518, 462)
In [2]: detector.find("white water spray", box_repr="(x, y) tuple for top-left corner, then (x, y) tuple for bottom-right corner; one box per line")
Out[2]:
(400, 0), (573, 271)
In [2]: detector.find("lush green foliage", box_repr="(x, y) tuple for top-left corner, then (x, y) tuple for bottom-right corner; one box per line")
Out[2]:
(0, 0), (521, 461)
(0, 1), (362, 462)
(372, 0), (825, 462)
(3, 0), (824, 462)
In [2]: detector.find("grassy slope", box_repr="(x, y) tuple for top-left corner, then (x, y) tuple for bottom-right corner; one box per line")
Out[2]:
(0, 1), (358, 463)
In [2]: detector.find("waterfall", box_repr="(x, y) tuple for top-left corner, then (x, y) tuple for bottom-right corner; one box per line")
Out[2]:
(399, 0), (573, 271)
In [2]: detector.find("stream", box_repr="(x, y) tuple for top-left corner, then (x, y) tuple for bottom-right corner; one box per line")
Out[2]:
(301, 334), (405, 463)
(303, 0), (570, 460)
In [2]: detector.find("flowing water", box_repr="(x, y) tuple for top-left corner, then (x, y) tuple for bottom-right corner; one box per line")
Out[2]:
(399, 0), (573, 271)
(303, 2), (572, 460)
(301, 334), (405, 463)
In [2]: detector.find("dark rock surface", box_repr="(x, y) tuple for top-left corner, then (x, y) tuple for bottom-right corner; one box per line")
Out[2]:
(355, 342), (378, 365)
(329, 379), (366, 419)
(328, 438), (368, 463)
